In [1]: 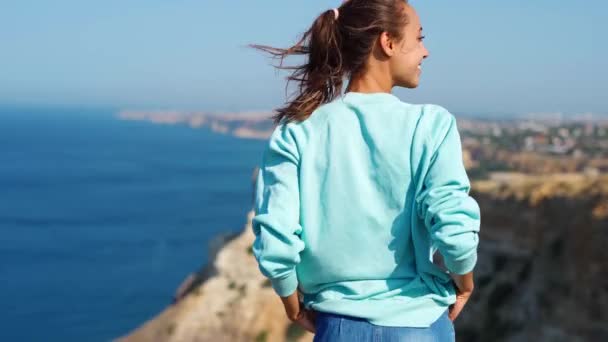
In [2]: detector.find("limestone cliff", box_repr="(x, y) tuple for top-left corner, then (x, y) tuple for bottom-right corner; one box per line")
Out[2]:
(117, 172), (608, 342)
(115, 208), (310, 342)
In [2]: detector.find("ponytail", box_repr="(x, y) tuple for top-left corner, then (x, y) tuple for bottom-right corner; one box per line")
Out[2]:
(249, 0), (409, 124)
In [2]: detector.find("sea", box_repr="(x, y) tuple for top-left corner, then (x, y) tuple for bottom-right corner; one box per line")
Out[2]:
(0, 106), (268, 341)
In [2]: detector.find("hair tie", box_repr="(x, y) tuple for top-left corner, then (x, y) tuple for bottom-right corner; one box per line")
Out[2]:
(332, 8), (339, 20)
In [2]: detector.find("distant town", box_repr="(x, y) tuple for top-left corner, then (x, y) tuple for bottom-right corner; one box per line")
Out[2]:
(117, 109), (608, 179)
(456, 116), (607, 178)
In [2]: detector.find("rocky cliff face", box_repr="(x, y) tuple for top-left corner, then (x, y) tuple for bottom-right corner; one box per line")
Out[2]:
(461, 173), (608, 341)
(116, 208), (312, 342)
(117, 172), (608, 342)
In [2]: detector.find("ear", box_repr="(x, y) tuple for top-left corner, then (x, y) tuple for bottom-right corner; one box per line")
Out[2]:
(379, 31), (395, 57)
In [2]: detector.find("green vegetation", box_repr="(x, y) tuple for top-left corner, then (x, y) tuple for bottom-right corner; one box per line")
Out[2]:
(285, 322), (307, 341)
(255, 330), (269, 342)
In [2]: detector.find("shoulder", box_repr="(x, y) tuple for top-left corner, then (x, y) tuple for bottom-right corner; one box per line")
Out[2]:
(265, 119), (307, 162)
(420, 103), (455, 127)
(267, 103), (333, 151)
(414, 103), (456, 142)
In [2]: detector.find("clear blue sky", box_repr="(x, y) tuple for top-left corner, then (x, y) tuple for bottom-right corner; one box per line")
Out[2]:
(1, 0), (606, 115)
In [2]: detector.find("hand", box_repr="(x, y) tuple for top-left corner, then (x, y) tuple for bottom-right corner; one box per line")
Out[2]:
(448, 271), (474, 322)
(292, 307), (317, 334)
(280, 290), (317, 333)
(448, 285), (473, 322)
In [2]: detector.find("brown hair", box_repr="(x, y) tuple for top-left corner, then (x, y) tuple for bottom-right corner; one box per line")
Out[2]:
(249, 0), (410, 125)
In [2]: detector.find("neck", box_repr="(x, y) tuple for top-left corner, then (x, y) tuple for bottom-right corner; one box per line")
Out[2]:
(345, 71), (393, 94)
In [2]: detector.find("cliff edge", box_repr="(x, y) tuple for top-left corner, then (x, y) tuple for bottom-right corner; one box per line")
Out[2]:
(117, 171), (608, 342)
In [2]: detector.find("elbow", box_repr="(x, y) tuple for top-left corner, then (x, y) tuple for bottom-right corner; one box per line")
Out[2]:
(251, 220), (305, 296)
(427, 195), (481, 274)
(431, 217), (480, 274)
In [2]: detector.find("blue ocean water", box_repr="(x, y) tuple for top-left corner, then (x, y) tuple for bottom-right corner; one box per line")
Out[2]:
(0, 107), (267, 341)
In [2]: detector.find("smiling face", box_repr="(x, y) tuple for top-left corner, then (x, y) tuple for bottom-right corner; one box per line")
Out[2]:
(383, 4), (429, 88)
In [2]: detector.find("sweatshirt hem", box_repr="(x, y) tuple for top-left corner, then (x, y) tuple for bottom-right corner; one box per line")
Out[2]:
(306, 293), (455, 328)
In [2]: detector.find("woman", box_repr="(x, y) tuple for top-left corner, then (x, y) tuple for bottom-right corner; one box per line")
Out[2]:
(249, 1), (480, 341)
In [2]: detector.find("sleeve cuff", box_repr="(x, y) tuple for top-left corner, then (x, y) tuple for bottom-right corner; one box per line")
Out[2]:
(445, 252), (478, 275)
(270, 271), (299, 297)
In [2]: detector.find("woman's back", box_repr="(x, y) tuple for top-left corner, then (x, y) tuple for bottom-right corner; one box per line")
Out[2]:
(252, 91), (480, 328)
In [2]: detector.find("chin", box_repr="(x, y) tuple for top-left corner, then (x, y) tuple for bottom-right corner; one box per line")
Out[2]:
(397, 76), (419, 89)
(402, 80), (419, 89)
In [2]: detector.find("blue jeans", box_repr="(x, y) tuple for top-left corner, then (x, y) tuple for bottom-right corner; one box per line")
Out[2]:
(313, 308), (455, 342)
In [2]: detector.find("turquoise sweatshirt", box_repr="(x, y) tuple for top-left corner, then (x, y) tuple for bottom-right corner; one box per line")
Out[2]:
(251, 91), (481, 327)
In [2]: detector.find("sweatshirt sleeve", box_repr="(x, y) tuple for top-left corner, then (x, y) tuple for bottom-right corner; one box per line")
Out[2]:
(251, 123), (305, 297)
(415, 112), (481, 275)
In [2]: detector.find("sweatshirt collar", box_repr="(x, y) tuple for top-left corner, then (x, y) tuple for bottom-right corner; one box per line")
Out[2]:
(339, 91), (401, 104)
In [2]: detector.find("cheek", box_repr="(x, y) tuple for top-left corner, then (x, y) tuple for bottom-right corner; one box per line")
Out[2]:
(398, 46), (420, 68)
(401, 55), (419, 72)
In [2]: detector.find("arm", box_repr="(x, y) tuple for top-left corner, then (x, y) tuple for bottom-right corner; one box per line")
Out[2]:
(251, 123), (306, 299)
(451, 271), (474, 293)
(448, 270), (474, 321)
(415, 112), (481, 276)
